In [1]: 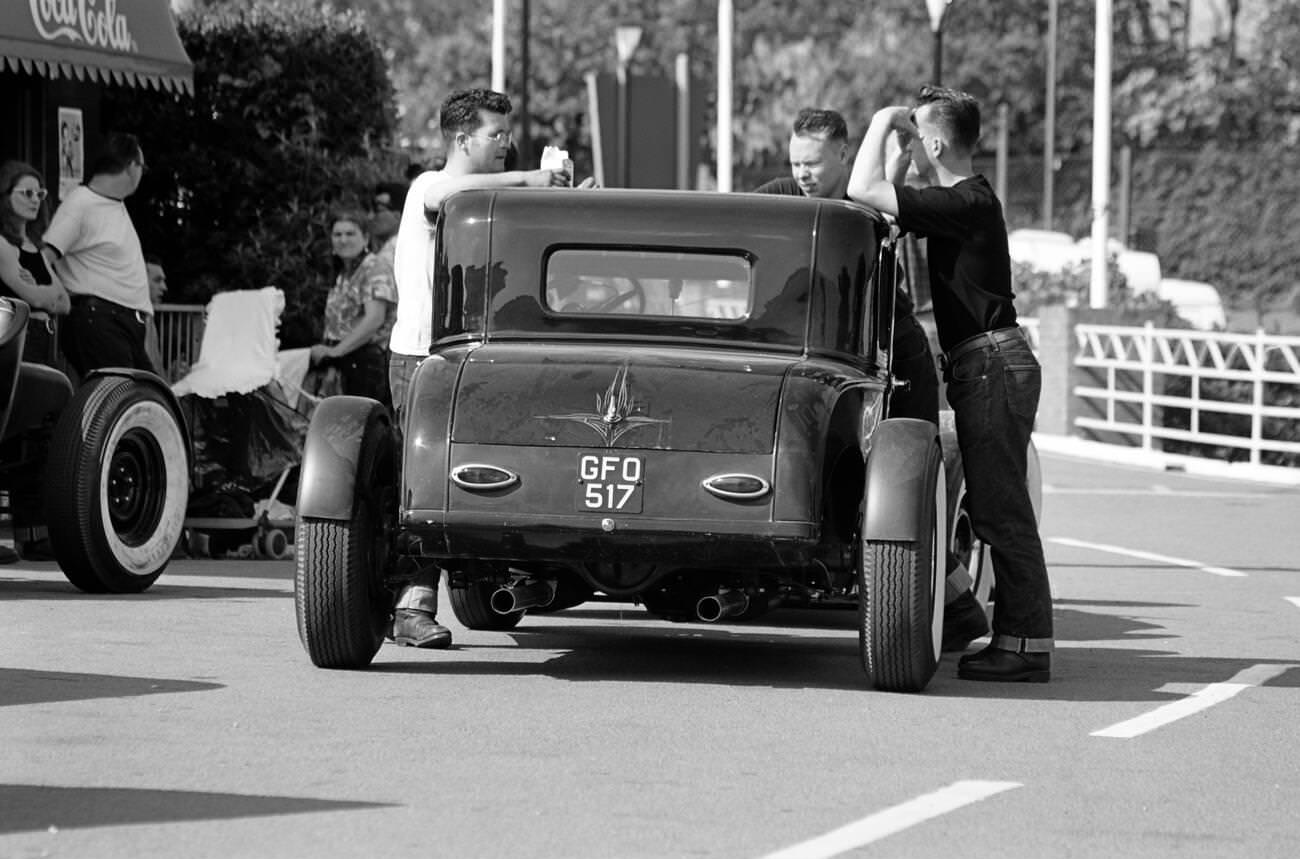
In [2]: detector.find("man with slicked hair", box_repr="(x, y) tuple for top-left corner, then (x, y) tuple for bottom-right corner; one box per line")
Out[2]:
(848, 86), (1053, 683)
(387, 88), (585, 650)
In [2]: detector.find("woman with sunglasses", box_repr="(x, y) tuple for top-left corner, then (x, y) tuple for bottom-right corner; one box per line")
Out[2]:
(0, 160), (70, 366)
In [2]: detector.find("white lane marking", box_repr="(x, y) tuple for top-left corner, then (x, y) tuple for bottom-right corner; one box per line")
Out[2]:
(1041, 486), (1271, 498)
(1286, 597), (1300, 610)
(759, 780), (1021, 859)
(1092, 664), (1295, 739)
(1048, 537), (1247, 577)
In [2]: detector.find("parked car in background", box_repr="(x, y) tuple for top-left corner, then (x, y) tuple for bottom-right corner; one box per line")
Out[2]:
(0, 298), (190, 592)
(1074, 236), (1162, 295)
(1157, 278), (1227, 330)
(295, 188), (979, 693)
(1008, 228), (1079, 273)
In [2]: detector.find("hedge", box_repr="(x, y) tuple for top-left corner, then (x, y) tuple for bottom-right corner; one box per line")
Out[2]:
(103, 1), (405, 347)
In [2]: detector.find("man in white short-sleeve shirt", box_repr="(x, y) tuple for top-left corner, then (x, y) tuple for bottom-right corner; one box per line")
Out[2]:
(42, 132), (154, 378)
(386, 88), (582, 650)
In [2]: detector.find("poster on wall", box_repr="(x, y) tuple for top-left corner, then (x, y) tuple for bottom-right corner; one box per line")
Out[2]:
(57, 107), (84, 202)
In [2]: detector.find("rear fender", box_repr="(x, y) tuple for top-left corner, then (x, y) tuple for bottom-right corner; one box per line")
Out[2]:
(297, 396), (390, 521)
(862, 418), (942, 542)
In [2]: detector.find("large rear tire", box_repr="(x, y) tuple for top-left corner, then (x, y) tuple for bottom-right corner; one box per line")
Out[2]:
(45, 375), (188, 594)
(859, 442), (946, 693)
(294, 416), (394, 669)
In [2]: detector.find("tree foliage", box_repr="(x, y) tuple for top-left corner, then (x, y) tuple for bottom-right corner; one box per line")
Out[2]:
(176, 0), (1299, 312)
(106, 0), (402, 345)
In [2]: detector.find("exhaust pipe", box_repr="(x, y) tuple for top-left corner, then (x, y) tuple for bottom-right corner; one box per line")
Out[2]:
(490, 580), (556, 615)
(695, 589), (749, 623)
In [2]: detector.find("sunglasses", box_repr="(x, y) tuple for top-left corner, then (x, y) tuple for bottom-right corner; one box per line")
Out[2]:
(470, 130), (512, 145)
(14, 187), (47, 202)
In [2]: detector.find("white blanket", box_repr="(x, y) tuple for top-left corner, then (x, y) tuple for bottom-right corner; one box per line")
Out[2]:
(172, 287), (286, 398)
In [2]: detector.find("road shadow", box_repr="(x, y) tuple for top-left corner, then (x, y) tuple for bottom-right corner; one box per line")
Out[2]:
(365, 600), (1298, 702)
(376, 621), (867, 691)
(0, 574), (290, 601)
(0, 668), (224, 708)
(924, 651), (1300, 702)
(0, 784), (392, 835)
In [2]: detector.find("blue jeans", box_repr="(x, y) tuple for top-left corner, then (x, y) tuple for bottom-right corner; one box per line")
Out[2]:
(944, 329), (1053, 641)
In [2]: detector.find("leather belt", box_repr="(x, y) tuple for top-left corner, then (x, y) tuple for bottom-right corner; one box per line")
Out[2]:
(943, 326), (1025, 366)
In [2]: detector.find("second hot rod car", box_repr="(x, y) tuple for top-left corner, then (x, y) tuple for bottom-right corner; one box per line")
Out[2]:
(295, 188), (971, 692)
(0, 297), (189, 592)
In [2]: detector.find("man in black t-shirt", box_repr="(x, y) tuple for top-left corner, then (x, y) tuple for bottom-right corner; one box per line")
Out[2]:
(753, 107), (938, 425)
(847, 86), (1053, 683)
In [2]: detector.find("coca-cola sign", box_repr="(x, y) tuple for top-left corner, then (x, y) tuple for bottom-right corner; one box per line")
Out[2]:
(29, 0), (138, 54)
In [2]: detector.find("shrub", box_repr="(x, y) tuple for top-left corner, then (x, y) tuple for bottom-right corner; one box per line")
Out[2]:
(1161, 352), (1300, 468)
(1012, 258), (1187, 328)
(104, 0), (404, 346)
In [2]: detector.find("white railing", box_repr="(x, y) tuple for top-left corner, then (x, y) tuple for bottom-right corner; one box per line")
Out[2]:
(1070, 322), (1300, 466)
(154, 303), (205, 382)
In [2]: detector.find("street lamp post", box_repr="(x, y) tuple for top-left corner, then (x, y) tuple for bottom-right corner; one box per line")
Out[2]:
(1043, 0), (1058, 229)
(925, 0), (953, 84)
(615, 25), (643, 189)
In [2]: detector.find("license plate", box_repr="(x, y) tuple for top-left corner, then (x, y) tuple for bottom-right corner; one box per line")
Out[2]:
(575, 453), (644, 513)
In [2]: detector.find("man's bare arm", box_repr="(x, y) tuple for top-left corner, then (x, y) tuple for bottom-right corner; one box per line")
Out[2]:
(847, 106), (911, 216)
(424, 168), (569, 212)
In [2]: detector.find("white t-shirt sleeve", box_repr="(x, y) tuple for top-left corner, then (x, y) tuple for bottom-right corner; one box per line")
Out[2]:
(42, 190), (84, 256)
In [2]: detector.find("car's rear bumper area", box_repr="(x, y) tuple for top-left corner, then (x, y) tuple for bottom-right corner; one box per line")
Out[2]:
(400, 509), (822, 573)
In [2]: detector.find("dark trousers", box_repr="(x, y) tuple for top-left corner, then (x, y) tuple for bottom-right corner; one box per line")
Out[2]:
(889, 313), (940, 424)
(944, 329), (1053, 640)
(320, 341), (391, 411)
(61, 296), (153, 380)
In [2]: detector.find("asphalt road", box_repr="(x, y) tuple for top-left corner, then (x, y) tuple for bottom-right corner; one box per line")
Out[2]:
(2, 449), (1298, 859)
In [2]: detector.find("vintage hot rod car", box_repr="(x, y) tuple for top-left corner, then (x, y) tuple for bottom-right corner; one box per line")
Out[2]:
(0, 297), (189, 592)
(295, 188), (969, 692)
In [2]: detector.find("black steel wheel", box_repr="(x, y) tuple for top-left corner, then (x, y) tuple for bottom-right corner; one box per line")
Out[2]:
(858, 441), (946, 693)
(45, 375), (188, 593)
(294, 417), (395, 669)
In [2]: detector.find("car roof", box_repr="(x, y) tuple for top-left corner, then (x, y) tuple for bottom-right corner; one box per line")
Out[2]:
(435, 188), (887, 353)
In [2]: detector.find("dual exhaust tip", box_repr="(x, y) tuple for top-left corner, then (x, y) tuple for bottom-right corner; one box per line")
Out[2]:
(490, 581), (757, 623)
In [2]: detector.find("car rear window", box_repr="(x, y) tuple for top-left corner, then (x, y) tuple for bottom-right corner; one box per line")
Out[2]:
(544, 249), (753, 320)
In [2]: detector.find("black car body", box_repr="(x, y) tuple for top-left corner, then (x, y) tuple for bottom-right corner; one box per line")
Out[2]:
(296, 189), (953, 691)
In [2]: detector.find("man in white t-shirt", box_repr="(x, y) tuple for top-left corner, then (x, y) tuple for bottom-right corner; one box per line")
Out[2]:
(42, 132), (153, 379)
(387, 88), (583, 649)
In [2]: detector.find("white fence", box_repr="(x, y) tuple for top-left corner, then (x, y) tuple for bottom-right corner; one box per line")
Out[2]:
(155, 303), (206, 382)
(1068, 322), (1300, 466)
(159, 305), (1300, 468)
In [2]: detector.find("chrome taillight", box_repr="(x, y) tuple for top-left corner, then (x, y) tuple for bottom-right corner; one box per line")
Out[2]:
(450, 463), (519, 491)
(701, 473), (770, 501)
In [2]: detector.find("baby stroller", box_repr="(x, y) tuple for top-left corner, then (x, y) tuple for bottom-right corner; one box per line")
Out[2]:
(171, 287), (319, 559)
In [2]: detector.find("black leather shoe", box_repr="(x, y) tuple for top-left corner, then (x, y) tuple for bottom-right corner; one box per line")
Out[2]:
(942, 591), (989, 652)
(389, 609), (452, 649)
(0, 545), (18, 565)
(958, 643), (1050, 683)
